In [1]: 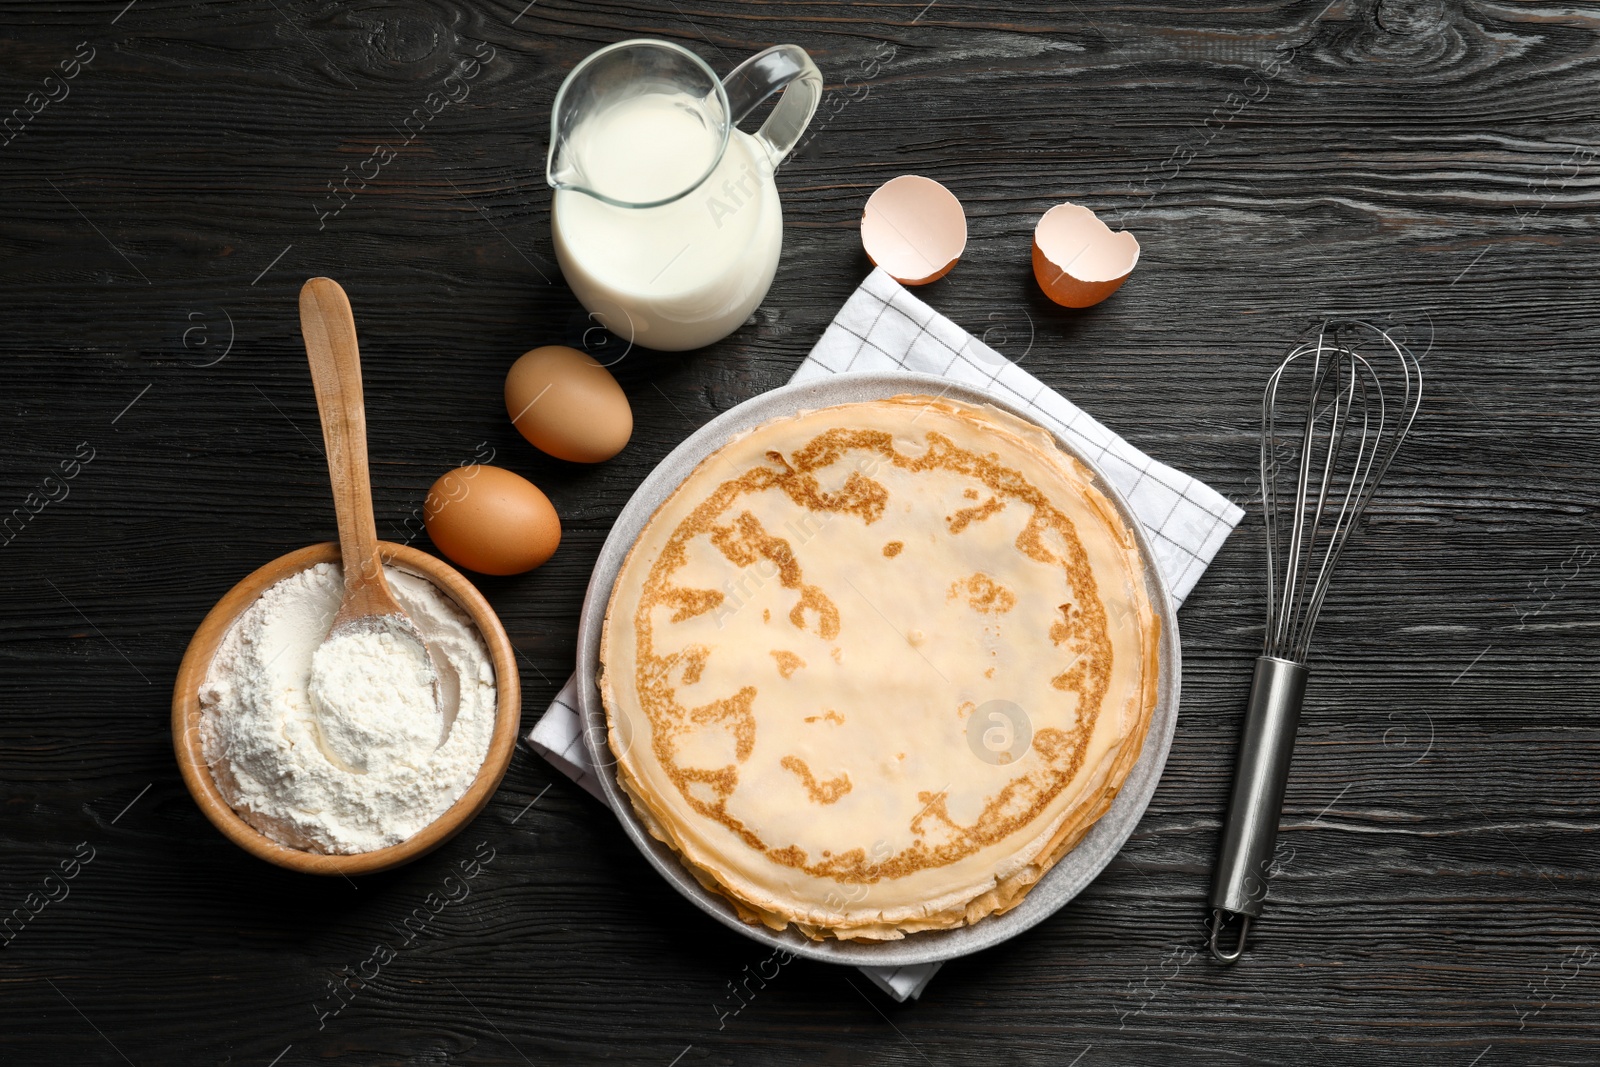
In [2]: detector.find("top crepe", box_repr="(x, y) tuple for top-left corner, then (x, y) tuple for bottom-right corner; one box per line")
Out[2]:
(599, 396), (1159, 940)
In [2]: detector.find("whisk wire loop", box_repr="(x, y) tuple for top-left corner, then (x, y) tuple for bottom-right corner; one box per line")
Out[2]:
(1259, 322), (1422, 662)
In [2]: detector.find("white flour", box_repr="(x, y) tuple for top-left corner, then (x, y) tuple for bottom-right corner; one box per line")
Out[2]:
(199, 562), (496, 854)
(308, 625), (440, 775)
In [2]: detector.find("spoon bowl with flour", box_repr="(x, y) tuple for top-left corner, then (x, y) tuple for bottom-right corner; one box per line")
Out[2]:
(299, 276), (444, 772)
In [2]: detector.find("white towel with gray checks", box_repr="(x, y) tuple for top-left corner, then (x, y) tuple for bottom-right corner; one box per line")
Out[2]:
(525, 268), (1244, 1002)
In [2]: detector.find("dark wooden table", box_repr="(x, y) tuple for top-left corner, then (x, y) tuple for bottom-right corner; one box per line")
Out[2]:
(3, 1), (1597, 1063)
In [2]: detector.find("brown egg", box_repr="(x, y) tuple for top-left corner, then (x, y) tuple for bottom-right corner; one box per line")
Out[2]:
(860, 175), (967, 285)
(505, 345), (631, 463)
(1032, 202), (1140, 308)
(424, 465), (561, 576)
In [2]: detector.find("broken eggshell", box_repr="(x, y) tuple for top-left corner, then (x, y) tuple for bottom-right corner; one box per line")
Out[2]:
(860, 175), (966, 286)
(1032, 203), (1140, 308)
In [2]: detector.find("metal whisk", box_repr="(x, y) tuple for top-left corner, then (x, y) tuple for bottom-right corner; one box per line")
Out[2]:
(1208, 322), (1422, 962)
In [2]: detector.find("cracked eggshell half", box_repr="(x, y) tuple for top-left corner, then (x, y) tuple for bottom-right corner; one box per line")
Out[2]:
(1032, 203), (1140, 308)
(860, 175), (966, 285)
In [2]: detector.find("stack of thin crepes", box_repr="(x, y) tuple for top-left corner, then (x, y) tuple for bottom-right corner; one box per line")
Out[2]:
(599, 395), (1159, 940)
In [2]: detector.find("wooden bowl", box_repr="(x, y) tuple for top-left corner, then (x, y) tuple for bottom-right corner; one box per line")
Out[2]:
(172, 541), (521, 876)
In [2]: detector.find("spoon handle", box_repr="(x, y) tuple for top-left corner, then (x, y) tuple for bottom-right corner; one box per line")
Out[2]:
(299, 276), (398, 619)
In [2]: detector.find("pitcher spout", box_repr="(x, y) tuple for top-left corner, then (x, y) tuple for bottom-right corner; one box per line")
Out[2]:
(545, 145), (584, 194)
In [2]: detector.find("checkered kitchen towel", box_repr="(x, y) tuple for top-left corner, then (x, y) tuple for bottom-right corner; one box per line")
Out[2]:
(526, 268), (1245, 1001)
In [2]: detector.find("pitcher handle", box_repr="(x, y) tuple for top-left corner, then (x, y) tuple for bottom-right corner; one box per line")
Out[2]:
(721, 45), (822, 170)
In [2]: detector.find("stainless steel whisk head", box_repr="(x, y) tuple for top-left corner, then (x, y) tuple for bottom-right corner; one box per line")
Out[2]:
(1260, 322), (1423, 664)
(1208, 321), (1422, 962)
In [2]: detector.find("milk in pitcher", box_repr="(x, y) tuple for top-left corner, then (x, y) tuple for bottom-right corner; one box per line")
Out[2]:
(551, 92), (783, 352)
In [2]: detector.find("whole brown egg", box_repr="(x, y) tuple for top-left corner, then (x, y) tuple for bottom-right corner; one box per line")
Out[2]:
(505, 345), (631, 463)
(423, 464), (560, 575)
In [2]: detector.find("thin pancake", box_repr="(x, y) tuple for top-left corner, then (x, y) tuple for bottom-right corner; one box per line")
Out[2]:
(600, 395), (1159, 940)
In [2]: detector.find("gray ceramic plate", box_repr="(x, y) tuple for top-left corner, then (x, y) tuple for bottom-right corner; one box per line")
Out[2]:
(577, 371), (1181, 967)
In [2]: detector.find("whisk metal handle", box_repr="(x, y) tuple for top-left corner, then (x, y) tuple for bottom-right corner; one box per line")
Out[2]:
(1208, 655), (1308, 961)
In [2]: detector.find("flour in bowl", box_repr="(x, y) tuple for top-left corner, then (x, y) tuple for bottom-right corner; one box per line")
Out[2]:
(199, 562), (496, 854)
(308, 624), (441, 776)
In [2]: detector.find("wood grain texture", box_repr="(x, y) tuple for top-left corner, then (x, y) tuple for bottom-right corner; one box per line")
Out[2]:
(1, 0), (1597, 1064)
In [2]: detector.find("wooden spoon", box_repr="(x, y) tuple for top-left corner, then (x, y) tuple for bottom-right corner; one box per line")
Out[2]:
(298, 277), (439, 730)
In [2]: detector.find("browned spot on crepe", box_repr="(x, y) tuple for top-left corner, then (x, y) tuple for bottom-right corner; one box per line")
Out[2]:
(712, 510), (840, 640)
(882, 540), (904, 558)
(949, 573), (1017, 614)
(677, 645), (709, 686)
(771, 650), (805, 678)
(948, 494), (1005, 534)
(662, 586), (723, 623)
(1052, 660), (1092, 692)
(768, 844), (808, 868)
(1051, 603), (1077, 646)
(804, 710), (845, 725)
(685, 686), (759, 761)
(782, 756), (853, 805)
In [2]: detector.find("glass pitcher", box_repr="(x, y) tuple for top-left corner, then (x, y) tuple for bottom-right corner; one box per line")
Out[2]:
(547, 39), (821, 352)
